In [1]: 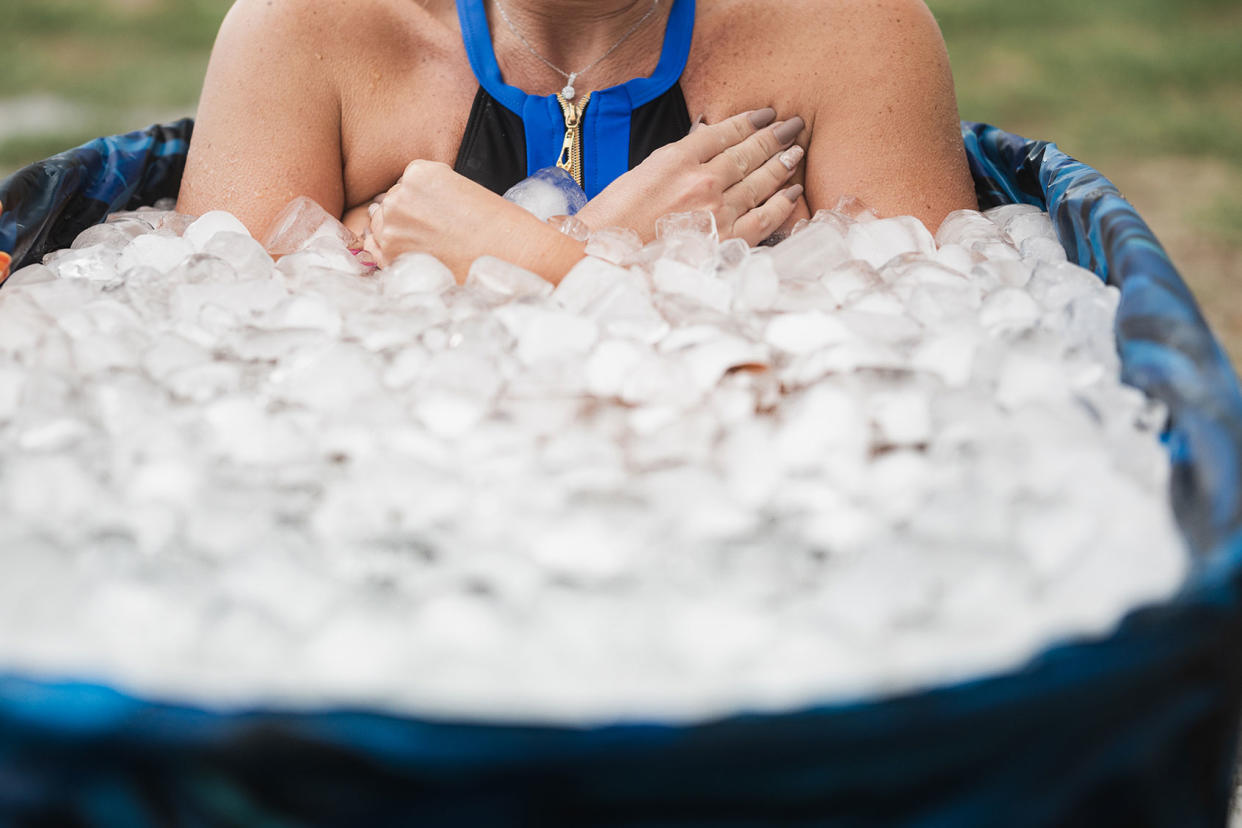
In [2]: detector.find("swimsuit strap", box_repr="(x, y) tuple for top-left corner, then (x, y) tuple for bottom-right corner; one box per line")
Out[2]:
(456, 0), (696, 197)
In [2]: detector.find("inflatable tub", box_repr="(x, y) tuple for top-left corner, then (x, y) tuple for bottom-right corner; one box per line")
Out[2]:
(0, 121), (1241, 826)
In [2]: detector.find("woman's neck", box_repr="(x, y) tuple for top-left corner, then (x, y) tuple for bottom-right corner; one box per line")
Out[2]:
(490, 0), (667, 91)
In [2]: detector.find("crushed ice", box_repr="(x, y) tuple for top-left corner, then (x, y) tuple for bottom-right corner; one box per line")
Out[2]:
(0, 195), (1186, 723)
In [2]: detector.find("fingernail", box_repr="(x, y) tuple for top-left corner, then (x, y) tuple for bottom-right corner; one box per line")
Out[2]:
(773, 116), (805, 145)
(782, 184), (804, 202)
(368, 203), (379, 216)
(748, 107), (777, 129)
(689, 113), (705, 134)
(779, 145), (804, 170)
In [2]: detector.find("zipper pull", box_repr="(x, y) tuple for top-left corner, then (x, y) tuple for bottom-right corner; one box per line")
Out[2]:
(555, 92), (591, 188)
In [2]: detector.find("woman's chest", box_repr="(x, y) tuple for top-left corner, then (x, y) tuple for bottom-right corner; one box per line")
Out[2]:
(337, 0), (820, 210)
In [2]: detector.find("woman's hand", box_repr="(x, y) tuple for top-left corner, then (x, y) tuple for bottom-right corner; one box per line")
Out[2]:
(364, 160), (583, 282)
(576, 108), (806, 245)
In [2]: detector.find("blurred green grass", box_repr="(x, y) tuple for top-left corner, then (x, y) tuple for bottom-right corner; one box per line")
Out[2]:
(1, 0), (1238, 358)
(0, 0), (228, 169)
(931, 0), (1242, 247)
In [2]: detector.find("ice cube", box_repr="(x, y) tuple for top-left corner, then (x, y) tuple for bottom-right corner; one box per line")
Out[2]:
(21, 277), (99, 318)
(1000, 211), (1056, 247)
(652, 259), (732, 313)
(655, 210), (718, 241)
(71, 330), (144, 374)
(832, 195), (880, 222)
(775, 384), (869, 472)
(588, 281), (669, 344)
(770, 222), (850, 281)
(204, 232), (274, 279)
(495, 305), (598, 365)
(911, 329), (979, 388)
(716, 237), (750, 271)
(270, 343), (383, 412)
(995, 349), (1070, 409)
(503, 166), (588, 220)
(979, 288), (1042, 333)
(723, 251), (779, 311)
(528, 517), (633, 582)
(548, 214), (592, 241)
(466, 256), (552, 303)
(204, 395), (307, 465)
(0, 363), (25, 423)
(262, 196), (359, 255)
(870, 387), (932, 446)
(718, 419), (781, 507)
(71, 222), (139, 253)
(262, 294), (343, 337)
(585, 338), (648, 398)
(821, 260), (881, 305)
(846, 216), (936, 269)
(382, 345), (431, 389)
(843, 289), (906, 317)
(183, 211), (252, 251)
(163, 361), (244, 403)
(383, 252), (457, 296)
(553, 257), (635, 313)
(1027, 261), (1105, 311)
(142, 333), (212, 383)
(3, 264), (57, 288)
(619, 351), (696, 407)
(275, 238), (364, 279)
(678, 335), (769, 392)
(117, 234), (194, 274)
(983, 203), (1043, 225)
(412, 390), (490, 438)
(936, 209), (1011, 249)
(1020, 235), (1068, 265)
(933, 243), (977, 275)
(584, 226), (643, 265)
(764, 310), (855, 354)
(43, 246), (121, 285)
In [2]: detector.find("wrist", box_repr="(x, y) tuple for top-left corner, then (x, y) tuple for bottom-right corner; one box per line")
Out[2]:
(506, 215), (585, 286)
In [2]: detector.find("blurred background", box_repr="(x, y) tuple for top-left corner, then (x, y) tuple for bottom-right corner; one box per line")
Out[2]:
(1, 0), (1238, 363)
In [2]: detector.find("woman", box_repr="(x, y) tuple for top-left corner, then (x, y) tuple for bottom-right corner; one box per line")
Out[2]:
(178, 0), (976, 281)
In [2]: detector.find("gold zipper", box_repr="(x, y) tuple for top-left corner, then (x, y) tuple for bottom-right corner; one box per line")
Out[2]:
(555, 92), (592, 189)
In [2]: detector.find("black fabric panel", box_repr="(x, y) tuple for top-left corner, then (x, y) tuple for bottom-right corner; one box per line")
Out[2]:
(452, 83), (691, 198)
(453, 87), (528, 196)
(629, 83), (692, 169)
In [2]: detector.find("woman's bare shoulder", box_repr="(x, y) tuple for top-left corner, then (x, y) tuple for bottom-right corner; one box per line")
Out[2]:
(699, 0), (946, 67)
(691, 0), (952, 113)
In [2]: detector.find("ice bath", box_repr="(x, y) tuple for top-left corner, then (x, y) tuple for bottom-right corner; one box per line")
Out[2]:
(0, 195), (1188, 722)
(3, 0), (1242, 819)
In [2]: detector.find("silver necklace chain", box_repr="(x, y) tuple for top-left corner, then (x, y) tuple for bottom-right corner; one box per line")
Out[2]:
(493, 0), (661, 100)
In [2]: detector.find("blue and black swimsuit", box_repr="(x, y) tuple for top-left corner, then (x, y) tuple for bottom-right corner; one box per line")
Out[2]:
(453, 0), (696, 199)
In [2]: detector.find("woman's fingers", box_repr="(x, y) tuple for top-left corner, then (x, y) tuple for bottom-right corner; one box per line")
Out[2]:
(732, 184), (803, 247)
(681, 108), (777, 164)
(721, 143), (803, 225)
(707, 116), (804, 189)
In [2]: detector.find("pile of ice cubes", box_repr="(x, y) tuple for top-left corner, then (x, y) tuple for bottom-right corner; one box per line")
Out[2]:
(0, 195), (1186, 723)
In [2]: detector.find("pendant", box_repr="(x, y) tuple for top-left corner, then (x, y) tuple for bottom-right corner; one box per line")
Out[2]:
(562, 73), (578, 100)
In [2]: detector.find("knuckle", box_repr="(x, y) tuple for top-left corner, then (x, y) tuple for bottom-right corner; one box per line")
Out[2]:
(690, 174), (719, 203)
(722, 146), (748, 175)
(670, 147), (696, 169)
(649, 144), (673, 163)
(741, 180), (761, 208)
